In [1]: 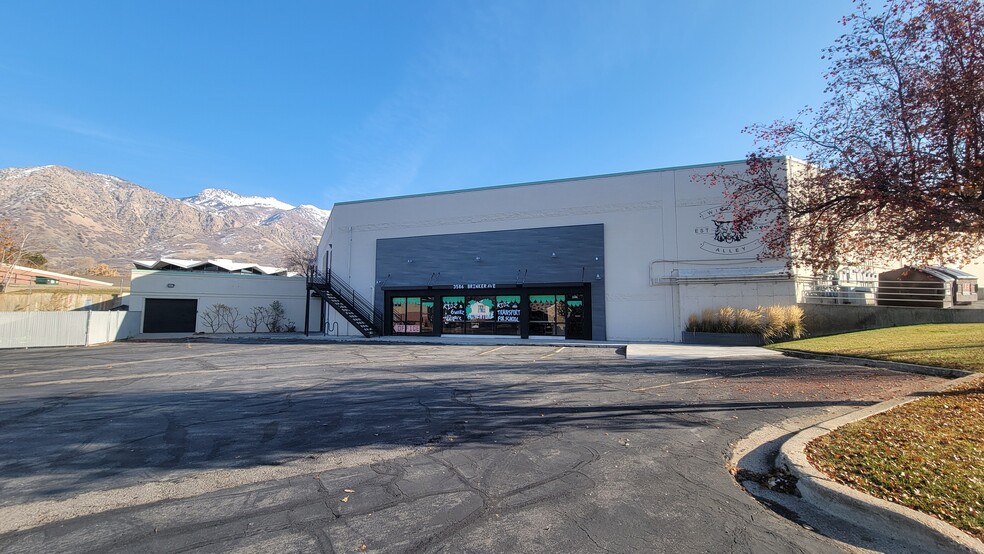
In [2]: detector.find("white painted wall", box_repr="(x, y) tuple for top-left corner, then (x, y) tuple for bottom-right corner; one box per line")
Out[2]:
(127, 270), (315, 333)
(317, 159), (797, 341)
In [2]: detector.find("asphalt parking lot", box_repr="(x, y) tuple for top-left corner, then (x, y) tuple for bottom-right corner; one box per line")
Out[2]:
(0, 341), (943, 553)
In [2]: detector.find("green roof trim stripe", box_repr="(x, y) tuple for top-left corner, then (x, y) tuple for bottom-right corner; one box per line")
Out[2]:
(332, 157), (787, 207)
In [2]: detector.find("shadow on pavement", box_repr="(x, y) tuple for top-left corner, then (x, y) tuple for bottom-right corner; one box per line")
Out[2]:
(0, 356), (876, 508)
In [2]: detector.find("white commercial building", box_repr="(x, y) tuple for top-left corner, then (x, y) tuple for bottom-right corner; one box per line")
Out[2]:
(314, 158), (804, 342)
(128, 260), (308, 334)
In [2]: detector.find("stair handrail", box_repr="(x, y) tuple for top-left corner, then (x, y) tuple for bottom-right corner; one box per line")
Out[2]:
(308, 270), (384, 334)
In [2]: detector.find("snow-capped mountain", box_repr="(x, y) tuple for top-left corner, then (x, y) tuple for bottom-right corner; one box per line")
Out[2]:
(0, 165), (331, 272)
(182, 188), (296, 212)
(295, 204), (332, 225)
(182, 188), (331, 229)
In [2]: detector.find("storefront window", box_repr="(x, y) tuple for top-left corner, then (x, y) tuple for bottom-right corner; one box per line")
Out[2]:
(466, 295), (496, 334)
(495, 295), (521, 335)
(391, 296), (432, 334)
(387, 288), (586, 339)
(442, 296), (465, 334)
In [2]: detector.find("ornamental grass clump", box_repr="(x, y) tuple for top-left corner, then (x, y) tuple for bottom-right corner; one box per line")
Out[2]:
(685, 305), (804, 342)
(761, 305), (804, 341)
(734, 308), (762, 334)
(686, 309), (719, 333)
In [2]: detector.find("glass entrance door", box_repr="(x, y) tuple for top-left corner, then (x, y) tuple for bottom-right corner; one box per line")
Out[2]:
(528, 293), (586, 339)
(528, 294), (567, 337)
(566, 293), (585, 339)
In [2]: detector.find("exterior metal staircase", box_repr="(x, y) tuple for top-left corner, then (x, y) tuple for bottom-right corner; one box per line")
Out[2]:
(307, 270), (383, 337)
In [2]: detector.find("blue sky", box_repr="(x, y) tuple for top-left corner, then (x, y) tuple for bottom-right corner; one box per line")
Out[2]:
(1, 1), (854, 209)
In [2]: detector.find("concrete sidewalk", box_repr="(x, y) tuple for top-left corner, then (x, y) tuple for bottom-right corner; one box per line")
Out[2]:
(626, 343), (783, 361)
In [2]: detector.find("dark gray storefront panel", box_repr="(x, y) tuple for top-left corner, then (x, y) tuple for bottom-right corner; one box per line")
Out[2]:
(143, 298), (198, 333)
(375, 224), (606, 340)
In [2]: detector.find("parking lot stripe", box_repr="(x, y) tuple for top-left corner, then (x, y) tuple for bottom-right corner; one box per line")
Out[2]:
(535, 347), (566, 361)
(632, 369), (772, 392)
(478, 346), (507, 356)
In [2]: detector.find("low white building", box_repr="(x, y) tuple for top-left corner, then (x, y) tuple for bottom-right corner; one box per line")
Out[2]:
(127, 259), (309, 334)
(313, 158), (806, 342)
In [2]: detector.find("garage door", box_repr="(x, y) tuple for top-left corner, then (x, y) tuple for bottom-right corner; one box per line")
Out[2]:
(143, 298), (198, 333)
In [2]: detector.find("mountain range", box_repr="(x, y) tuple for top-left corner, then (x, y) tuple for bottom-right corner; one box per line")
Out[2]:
(0, 165), (330, 273)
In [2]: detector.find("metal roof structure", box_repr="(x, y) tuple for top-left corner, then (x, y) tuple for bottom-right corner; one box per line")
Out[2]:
(132, 258), (290, 276)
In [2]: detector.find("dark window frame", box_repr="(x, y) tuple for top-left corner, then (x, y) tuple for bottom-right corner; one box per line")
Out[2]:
(383, 284), (590, 339)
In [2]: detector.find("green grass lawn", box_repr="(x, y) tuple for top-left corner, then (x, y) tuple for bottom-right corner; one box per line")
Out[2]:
(769, 323), (984, 372)
(774, 323), (984, 540)
(807, 379), (984, 540)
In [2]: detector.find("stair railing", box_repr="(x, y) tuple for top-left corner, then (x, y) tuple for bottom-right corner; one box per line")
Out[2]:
(308, 270), (385, 335)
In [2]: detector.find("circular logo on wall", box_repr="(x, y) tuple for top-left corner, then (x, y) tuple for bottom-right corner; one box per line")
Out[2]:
(694, 206), (763, 255)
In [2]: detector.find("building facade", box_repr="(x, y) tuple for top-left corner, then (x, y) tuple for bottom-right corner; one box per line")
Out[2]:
(316, 158), (803, 342)
(127, 268), (308, 334)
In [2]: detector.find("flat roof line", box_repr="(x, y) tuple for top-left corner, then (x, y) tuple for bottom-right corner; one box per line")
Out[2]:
(332, 157), (781, 207)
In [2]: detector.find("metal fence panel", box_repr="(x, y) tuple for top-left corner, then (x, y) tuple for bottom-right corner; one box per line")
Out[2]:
(0, 312), (88, 348)
(801, 278), (979, 308)
(86, 312), (141, 345)
(0, 311), (142, 349)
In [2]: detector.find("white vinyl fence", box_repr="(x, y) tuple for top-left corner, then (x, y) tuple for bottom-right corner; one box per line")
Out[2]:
(0, 311), (142, 349)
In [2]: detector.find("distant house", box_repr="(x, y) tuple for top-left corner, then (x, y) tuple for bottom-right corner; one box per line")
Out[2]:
(1, 264), (114, 289)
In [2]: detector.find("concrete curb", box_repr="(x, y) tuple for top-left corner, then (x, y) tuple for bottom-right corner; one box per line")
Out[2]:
(776, 372), (984, 554)
(774, 348), (973, 378)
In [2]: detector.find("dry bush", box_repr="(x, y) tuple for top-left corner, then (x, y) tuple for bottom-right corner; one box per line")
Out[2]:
(717, 306), (737, 332)
(686, 304), (805, 342)
(245, 306), (267, 332)
(700, 308), (719, 331)
(86, 263), (120, 277)
(761, 305), (804, 341)
(200, 304), (232, 333)
(218, 306), (241, 333)
(686, 314), (700, 332)
(686, 309), (720, 332)
(734, 308), (762, 334)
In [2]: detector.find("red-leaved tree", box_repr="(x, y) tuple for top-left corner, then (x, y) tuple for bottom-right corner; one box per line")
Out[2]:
(704, 0), (984, 273)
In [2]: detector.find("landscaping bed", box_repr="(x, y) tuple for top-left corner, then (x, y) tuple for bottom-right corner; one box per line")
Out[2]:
(805, 378), (984, 541)
(774, 324), (984, 541)
(769, 323), (984, 373)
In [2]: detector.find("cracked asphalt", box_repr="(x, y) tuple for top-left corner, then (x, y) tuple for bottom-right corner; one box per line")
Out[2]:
(0, 342), (943, 553)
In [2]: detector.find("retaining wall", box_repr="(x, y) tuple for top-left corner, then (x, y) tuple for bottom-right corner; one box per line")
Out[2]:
(801, 303), (984, 337)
